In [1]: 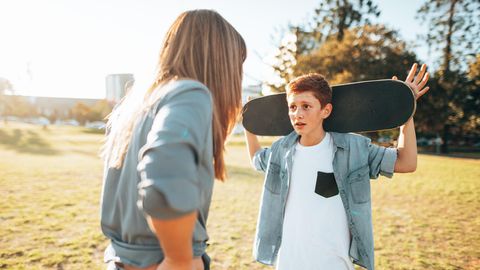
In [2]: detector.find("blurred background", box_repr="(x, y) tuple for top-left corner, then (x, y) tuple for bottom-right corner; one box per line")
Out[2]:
(0, 0), (479, 269)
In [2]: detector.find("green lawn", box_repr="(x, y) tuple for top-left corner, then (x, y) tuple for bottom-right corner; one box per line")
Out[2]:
(0, 123), (479, 269)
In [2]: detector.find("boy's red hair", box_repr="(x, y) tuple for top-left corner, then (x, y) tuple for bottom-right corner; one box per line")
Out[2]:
(287, 73), (332, 107)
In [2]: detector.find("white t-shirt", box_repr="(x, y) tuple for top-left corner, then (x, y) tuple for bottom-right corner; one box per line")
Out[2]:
(276, 132), (354, 270)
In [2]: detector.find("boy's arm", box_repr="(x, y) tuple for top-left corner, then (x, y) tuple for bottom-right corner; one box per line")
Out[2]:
(394, 118), (417, 172)
(244, 95), (262, 162)
(393, 63), (430, 173)
(244, 128), (272, 172)
(243, 96), (271, 172)
(245, 129), (261, 162)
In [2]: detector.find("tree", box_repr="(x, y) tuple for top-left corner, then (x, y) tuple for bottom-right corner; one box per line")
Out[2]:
(0, 78), (14, 122)
(416, 0), (480, 152)
(1, 96), (36, 118)
(268, 24), (418, 91)
(294, 25), (418, 84)
(47, 109), (60, 125)
(462, 54), (480, 136)
(468, 54), (480, 81)
(70, 102), (91, 126)
(87, 100), (113, 122)
(267, 0), (380, 92)
(417, 0), (479, 75)
(312, 0), (380, 42)
(0, 77), (13, 95)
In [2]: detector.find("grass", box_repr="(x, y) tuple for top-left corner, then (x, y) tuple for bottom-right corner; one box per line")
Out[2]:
(0, 123), (479, 269)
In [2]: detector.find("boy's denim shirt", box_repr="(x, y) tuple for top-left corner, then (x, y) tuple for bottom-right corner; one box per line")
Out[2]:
(252, 131), (397, 270)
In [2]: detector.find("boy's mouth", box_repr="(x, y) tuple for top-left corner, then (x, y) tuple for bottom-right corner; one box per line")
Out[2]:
(294, 122), (306, 127)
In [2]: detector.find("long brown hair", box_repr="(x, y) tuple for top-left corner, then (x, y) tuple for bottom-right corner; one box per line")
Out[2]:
(102, 10), (246, 180)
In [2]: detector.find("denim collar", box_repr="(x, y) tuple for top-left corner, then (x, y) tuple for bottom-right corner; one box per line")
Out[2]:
(281, 131), (349, 149)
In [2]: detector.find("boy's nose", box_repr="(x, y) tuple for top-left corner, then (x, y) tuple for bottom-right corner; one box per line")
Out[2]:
(295, 111), (304, 119)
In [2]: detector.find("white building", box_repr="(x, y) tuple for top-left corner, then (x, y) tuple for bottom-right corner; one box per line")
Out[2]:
(105, 73), (134, 103)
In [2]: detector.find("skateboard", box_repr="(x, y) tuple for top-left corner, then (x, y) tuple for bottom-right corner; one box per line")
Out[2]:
(242, 79), (416, 136)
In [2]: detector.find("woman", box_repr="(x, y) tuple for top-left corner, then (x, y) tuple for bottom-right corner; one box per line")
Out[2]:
(100, 10), (246, 270)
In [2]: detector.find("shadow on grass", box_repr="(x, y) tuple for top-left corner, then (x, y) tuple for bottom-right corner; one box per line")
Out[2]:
(0, 129), (60, 155)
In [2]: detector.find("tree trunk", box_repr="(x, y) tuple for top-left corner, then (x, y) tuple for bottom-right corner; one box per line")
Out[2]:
(442, 0), (457, 76)
(336, 0), (347, 41)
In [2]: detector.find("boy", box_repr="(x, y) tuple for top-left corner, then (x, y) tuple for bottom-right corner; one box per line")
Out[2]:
(245, 63), (429, 270)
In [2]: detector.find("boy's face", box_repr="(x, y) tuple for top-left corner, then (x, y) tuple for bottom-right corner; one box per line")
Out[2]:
(287, 91), (332, 138)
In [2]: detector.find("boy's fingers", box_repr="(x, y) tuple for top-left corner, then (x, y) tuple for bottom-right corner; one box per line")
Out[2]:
(392, 76), (398, 80)
(414, 64), (427, 85)
(417, 87), (430, 99)
(418, 72), (429, 89)
(406, 63), (417, 83)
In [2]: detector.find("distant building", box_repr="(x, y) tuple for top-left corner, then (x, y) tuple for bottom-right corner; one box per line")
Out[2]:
(2, 73), (133, 121)
(31, 96), (101, 117)
(2, 95), (102, 118)
(106, 73), (134, 103)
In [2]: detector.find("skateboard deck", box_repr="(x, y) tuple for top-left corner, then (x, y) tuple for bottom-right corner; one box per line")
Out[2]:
(242, 79), (416, 136)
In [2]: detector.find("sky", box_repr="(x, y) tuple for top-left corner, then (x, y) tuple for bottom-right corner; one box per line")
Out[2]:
(0, 0), (430, 99)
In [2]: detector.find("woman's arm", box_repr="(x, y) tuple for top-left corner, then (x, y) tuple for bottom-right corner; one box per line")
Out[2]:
(148, 213), (198, 270)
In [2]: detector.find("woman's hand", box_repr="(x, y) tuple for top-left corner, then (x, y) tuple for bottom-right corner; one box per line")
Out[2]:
(392, 63), (430, 100)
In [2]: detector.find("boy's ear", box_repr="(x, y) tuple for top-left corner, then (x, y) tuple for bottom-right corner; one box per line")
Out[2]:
(322, 103), (333, 119)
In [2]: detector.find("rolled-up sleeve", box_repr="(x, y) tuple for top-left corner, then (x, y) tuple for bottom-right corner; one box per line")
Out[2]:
(252, 147), (271, 172)
(367, 141), (398, 179)
(137, 89), (212, 219)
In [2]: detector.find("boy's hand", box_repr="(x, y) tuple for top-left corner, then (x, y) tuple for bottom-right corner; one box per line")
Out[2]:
(392, 63), (430, 100)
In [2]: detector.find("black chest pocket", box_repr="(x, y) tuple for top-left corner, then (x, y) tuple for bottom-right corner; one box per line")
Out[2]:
(314, 172), (339, 198)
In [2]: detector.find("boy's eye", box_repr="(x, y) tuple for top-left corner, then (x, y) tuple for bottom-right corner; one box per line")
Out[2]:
(302, 104), (310, 110)
(289, 105), (297, 111)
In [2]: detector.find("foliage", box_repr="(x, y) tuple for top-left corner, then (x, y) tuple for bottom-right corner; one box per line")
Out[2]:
(69, 100), (113, 125)
(1, 96), (38, 118)
(267, 0), (381, 92)
(415, 0), (480, 151)
(87, 100), (113, 122)
(311, 0), (381, 42)
(70, 102), (91, 125)
(71, 100), (113, 124)
(462, 55), (480, 135)
(0, 77), (13, 95)
(0, 77), (14, 120)
(294, 25), (418, 84)
(416, 0), (480, 74)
